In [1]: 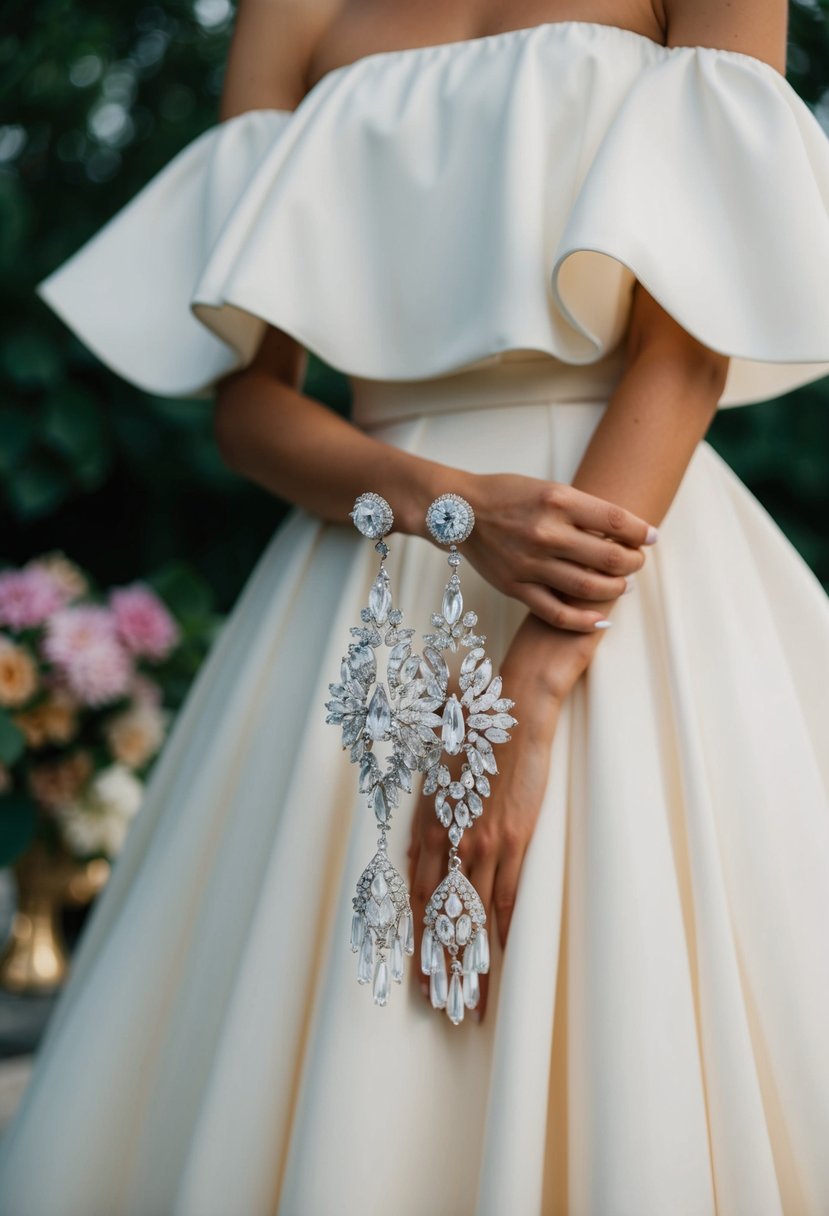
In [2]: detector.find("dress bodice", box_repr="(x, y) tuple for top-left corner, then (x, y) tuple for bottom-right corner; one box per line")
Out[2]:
(36, 19), (829, 408)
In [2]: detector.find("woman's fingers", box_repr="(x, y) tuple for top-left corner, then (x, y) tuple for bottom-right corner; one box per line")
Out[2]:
(555, 529), (647, 578)
(410, 816), (448, 999)
(518, 582), (612, 632)
(524, 557), (630, 603)
(466, 852), (497, 1021)
(559, 485), (658, 548)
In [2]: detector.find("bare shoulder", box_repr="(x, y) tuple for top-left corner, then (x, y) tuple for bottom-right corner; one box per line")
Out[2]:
(664, 0), (788, 73)
(219, 0), (342, 120)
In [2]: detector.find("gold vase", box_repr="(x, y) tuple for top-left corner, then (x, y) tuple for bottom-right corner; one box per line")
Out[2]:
(0, 838), (103, 995)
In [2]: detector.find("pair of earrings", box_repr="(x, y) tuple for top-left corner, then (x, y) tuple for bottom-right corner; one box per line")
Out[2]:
(324, 491), (517, 1026)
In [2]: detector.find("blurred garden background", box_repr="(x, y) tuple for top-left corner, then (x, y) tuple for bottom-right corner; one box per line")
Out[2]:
(2, 0), (829, 612)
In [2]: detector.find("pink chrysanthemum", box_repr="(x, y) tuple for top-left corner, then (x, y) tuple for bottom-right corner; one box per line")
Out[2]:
(110, 584), (179, 662)
(43, 606), (133, 707)
(0, 565), (67, 631)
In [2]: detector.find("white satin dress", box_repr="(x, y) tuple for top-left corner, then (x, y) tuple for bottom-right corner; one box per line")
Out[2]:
(2, 20), (829, 1216)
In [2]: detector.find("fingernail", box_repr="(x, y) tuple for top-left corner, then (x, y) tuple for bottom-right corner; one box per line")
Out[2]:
(623, 577), (635, 595)
(645, 525), (659, 545)
(594, 619), (613, 629)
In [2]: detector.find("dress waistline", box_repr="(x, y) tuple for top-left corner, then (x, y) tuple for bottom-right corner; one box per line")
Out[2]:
(349, 348), (627, 428)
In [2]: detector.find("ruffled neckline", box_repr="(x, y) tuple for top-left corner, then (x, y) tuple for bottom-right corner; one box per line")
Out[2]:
(296, 18), (784, 115)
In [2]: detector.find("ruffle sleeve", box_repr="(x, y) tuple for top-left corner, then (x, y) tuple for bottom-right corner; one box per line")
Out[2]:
(36, 21), (829, 406)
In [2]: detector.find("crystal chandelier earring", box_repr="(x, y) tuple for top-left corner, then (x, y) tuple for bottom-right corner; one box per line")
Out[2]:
(325, 493), (444, 1007)
(418, 494), (518, 1025)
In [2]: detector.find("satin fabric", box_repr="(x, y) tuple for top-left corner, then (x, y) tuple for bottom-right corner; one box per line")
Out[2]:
(1, 354), (828, 1215)
(36, 20), (829, 404)
(3, 18), (829, 1216)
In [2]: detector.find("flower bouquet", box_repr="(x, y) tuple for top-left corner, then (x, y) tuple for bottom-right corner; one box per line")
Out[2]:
(0, 553), (217, 990)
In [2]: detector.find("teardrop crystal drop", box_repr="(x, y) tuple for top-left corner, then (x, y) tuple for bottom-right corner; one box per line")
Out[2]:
(442, 585), (463, 625)
(370, 871), (388, 900)
(366, 684), (392, 740)
(430, 951), (448, 1008)
(368, 571), (392, 624)
(462, 943), (473, 974)
(358, 928), (374, 983)
(391, 934), (404, 983)
(441, 695), (465, 755)
(445, 892), (463, 918)
(446, 972), (465, 1025)
(373, 957), (390, 1006)
(351, 910), (366, 953)
(463, 968), (480, 1009)
(421, 927), (434, 975)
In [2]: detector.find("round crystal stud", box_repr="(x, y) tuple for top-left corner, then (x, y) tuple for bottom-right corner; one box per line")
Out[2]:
(350, 492), (394, 539)
(425, 494), (475, 546)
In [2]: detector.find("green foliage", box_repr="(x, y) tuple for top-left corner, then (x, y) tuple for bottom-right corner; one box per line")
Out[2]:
(0, 0), (828, 608)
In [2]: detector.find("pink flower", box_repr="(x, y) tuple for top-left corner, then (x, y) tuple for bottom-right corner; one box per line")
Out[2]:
(0, 565), (67, 631)
(43, 606), (133, 707)
(110, 584), (179, 662)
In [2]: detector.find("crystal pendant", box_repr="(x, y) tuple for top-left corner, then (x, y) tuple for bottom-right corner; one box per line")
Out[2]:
(421, 927), (434, 976)
(400, 911), (415, 955)
(442, 584), (463, 625)
(463, 968), (480, 1009)
(390, 934), (404, 983)
(368, 570), (392, 623)
(441, 695), (465, 755)
(446, 972), (465, 1025)
(430, 949), (448, 1009)
(350, 910), (366, 953)
(373, 957), (390, 1006)
(358, 929), (373, 984)
(472, 927), (490, 973)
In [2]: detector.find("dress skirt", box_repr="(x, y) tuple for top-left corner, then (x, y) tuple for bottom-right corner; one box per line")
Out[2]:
(1, 352), (828, 1216)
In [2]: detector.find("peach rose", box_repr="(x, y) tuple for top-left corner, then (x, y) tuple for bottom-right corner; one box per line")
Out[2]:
(0, 638), (38, 708)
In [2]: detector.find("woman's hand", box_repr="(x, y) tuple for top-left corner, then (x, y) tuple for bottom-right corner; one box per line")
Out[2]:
(407, 613), (601, 1020)
(413, 470), (657, 634)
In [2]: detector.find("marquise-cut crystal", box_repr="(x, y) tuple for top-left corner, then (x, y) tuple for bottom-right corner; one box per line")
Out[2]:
(371, 872), (388, 900)
(359, 756), (378, 793)
(376, 893), (395, 925)
(454, 801), (470, 828)
(472, 658), (493, 695)
(358, 928), (374, 983)
(445, 892), (463, 918)
(449, 824), (463, 846)
(366, 684), (392, 740)
(437, 800), (452, 828)
(467, 748), (484, 776)
(485, 727), (511, 744)
(456, 913), (472, 945)
(422, 646), (449, 688)
(421, 927), (434, 975)
(467, 790), (483, 817)
(461, 647), (485, 675)
(442, 585), (463, 625)
(368, 571), (392, 624)
(446, 973), (465, 1025)
(476, 775), (491, 798)
(441, 695), (465, 755)
(373, 957), (390, 1006)
(349, 644), (376, 685)
(373, 784), (388, 823)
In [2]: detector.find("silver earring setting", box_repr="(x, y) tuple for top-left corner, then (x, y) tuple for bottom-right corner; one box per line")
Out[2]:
(418, 494), (517, 1024)
(325, 493), (443, 1005)
(326, 491), (517, 1023)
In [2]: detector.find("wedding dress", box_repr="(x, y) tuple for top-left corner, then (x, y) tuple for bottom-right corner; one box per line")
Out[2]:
(2, 19), (829, 1216)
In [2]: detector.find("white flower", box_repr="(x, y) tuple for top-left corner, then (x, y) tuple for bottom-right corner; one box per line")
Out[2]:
(93, 763), (144, 818)
(55, 763), (144, 860)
